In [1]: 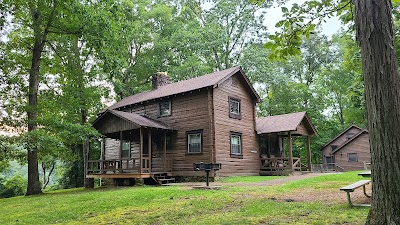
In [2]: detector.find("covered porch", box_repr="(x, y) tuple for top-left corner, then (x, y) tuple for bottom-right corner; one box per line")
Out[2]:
(256, 112), (317, 175)
(87, 109), (174, 179)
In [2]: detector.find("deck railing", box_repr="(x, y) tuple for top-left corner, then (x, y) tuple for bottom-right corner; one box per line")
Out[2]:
(87, 158), (141, 174)
(87, 157), (173, 174)
(260, 157), (301, 172)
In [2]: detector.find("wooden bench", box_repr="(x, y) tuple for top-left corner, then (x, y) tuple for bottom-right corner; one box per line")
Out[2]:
(340, 180), (371, 207)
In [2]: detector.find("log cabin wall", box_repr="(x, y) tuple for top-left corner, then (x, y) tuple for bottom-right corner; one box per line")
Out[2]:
(333, 132), (370, 171)
(321, 126), (362, 163)
(213, 73), (259, 176)
(119, 89), (214, 176)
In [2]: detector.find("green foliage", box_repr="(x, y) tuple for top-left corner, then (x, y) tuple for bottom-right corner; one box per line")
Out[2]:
(251, 0), (354, 60)
(0, 174), (27, 198)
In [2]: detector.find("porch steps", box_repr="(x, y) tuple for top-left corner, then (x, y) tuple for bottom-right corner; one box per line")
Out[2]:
(152, 173), (175, 185)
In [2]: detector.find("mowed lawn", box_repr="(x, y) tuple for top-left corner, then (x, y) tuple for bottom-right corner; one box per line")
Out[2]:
(0, 172), (370, 225)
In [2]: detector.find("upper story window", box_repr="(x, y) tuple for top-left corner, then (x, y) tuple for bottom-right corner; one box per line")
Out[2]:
(330, 145), (338, 152)
(348, 153), (358, 162)
(346, 133), (354, 140)
(187, 130), (202, 154)
(121, 140), (130, 158)
(159, 101), (171, 117)
(230, 132), (242, 157)
(229, 97), (241, 119)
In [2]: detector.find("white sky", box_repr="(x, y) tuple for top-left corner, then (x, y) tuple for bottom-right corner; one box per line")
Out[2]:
(264, 0), (342, 37)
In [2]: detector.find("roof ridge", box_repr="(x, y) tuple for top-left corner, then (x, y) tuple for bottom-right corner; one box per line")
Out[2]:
(105, 67), (253, 111)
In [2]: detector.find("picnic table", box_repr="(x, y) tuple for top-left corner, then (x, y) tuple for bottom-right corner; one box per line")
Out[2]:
(358, 171), (371, 178)
(340, 170), (372, 207)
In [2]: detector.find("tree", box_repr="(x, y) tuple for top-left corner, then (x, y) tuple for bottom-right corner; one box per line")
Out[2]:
(252, 0), (400, 223)
(1, 0), (102, 195)
(355, 1), (400, 223)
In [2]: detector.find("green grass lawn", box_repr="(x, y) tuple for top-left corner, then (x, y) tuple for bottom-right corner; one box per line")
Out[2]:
(0, 171), (369, 225)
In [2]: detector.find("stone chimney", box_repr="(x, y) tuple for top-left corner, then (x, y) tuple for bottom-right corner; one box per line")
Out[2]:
(152, 72), (172, 90)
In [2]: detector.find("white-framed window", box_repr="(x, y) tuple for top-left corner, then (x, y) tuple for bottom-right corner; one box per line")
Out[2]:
(348, 153), (358, 162)
(230, 132), (242, 156)
(229, 97), (241, 119)
(159, 101), (171, 117)
(187, 130), (202, 153)
(121, 140), (130, 158)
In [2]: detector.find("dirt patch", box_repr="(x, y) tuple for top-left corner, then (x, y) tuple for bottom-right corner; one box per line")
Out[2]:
(270, 184), (372, 205)
(171, 173), (372, 206)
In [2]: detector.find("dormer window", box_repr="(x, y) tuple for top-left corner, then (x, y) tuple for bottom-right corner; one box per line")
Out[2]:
(229, 97), (241, 119)
(159, 101), (171, 117)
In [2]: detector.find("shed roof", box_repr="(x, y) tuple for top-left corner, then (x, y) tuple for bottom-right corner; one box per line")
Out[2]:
(256, 112), (317, 136)
(106, 66), (260, 111)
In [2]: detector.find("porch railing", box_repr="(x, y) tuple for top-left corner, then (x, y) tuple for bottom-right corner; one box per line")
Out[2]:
(87, 158), (141, 174)
(87, 156), (173, 174)
(260, 157), (301, 172)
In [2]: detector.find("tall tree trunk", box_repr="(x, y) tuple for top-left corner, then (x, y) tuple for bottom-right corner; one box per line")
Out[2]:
(26, 8), (46, 196)
(355, 1), (400, 224)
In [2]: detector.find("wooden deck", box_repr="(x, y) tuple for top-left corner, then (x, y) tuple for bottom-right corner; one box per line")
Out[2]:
(260, 157), (301, 175)
(86, 158), (171, 179)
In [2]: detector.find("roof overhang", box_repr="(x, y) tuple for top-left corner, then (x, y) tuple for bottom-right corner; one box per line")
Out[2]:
(92, 110), (173, 136)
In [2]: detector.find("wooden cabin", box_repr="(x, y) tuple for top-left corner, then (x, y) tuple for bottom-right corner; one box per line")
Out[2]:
(320, 125), (371, 171)
(87, 67), (317, 183)
(256, 112), (317, 175)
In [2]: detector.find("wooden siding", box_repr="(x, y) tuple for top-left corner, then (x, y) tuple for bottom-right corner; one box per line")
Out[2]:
(294, 120), (310, 136)
(101, 72), (260, 177)
(213, 74), (260, 176)
(104, 138), (120, 160)
(116, 89), (214, 176)
(333, 132), (370, 171)
(321, 127), (362, 163)
(95, 114), (140, 134)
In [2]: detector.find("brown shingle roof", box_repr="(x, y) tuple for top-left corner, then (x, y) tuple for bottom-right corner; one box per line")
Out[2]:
(256, 112), (316, 135)
(106, 66), (259, 111)
(94, 109), (172, 130)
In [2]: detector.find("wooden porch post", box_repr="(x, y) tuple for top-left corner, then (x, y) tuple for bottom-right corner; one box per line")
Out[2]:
(139, 127), (143, 174)
(119, 131), (123, 171)
(163, 130), (167, 172)
(307, 135), (312, 171)
(288, 131), (294, 173)
(148, 129), (152, 173)
(101, 137), (106, 161)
